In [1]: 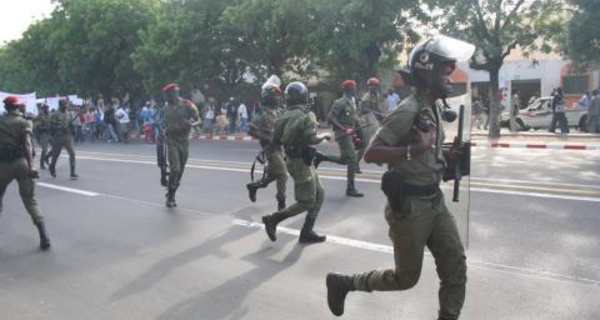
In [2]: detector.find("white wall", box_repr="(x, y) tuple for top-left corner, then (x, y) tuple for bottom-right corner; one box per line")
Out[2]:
(459, 59), (570, 106)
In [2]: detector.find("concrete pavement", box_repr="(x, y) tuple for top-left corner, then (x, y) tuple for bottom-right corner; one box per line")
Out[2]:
(0, 140), (599, 319)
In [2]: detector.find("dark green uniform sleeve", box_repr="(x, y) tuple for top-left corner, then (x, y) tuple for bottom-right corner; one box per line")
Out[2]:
(303, 112), (319, 140)
(376, 109), (414, 146)
(187, 102), (200, 122)
(330, 99), (344, 118)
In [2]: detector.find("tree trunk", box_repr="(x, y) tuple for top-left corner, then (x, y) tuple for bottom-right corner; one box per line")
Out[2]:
(488, 66), (502, 140)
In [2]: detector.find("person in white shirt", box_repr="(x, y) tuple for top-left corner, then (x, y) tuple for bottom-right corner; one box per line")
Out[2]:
(204, 98), (216, 135)
(385, 88), (400, 113)
(115, 105), (131, 143)
(238, 101), (249, 133)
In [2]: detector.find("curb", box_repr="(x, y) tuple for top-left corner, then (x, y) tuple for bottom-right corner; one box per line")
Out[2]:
(133, 135), (600, 150)
(471, 142), (600, 151)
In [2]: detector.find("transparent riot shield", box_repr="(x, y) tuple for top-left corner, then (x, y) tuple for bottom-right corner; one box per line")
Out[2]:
(442, 94), (471, 249)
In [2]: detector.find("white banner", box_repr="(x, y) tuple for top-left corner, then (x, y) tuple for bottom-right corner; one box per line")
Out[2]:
(0, 91), (37, 114)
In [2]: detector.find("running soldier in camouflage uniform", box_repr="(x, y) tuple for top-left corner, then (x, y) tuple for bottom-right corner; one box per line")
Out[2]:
(326, 35), (475, 320)
(355, 77), (384, 173)
(261, 82), (331, 244)
(162, 83), (200, 208)
(0, 96), (50, 250)
(246, 75), (288, 210)
(35, 104), (52, 170)
(315, 80), (363, 197)
(49, 99), (78, 180)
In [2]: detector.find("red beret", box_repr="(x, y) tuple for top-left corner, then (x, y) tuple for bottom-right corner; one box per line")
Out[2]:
(162, 83), (180, 92)
(367, 77), (380, 86)
(342, 80), (356, 88)
(3, 95), (21, 105)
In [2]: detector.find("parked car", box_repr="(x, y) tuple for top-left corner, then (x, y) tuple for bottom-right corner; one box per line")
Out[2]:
(500, 96), (588, 131)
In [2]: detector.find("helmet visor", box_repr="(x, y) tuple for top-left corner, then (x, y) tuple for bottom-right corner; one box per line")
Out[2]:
(410, 34), (475, 64)
(262, 75), (282, 92)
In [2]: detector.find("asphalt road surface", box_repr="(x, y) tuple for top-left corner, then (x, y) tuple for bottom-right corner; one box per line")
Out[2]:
(1, 139), (599, 320)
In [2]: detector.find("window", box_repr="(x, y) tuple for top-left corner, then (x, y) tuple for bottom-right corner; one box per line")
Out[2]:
(562, 75), (589, 94)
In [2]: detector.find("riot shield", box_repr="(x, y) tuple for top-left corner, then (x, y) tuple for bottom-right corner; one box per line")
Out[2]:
(442, 94), (471, 249)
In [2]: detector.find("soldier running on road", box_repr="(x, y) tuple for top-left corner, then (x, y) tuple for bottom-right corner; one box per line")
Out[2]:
(35, 104), (52, 170)
(246, 75), (288, 211)
(0, 96), (51, 250)
(326, 35), (475, 320)
(161, 83), (200, 208)
(261, 82), (331, 244)
(356, 77), (384, 173)
(314, 80), (364, 197)
(48, 99), (78, 180)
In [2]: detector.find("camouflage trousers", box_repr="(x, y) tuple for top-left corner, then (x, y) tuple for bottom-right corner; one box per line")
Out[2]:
(252, 150), (288, 201)
(0, 159), (44, 224)
(280, 157), (323, 219)
(39, 133), (52, 165)
(351, 191), (466, 320)
(50, 134), (76, 170)
(166, 137), (190, 193)
(328, 134), (358, 181)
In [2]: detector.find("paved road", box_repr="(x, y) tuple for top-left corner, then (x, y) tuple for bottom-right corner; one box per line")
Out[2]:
(1, 140), (599, 320)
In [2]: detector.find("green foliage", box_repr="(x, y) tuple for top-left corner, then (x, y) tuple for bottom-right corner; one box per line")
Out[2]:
(0, 18), (65, 95)
(219, 0), (316, 82)
(309, 0), (419, 87)
(430, 0), (565, 138)
(132, 0), (239, 95)
(564, 0), (600, 67)
(46, 0), (159, 98)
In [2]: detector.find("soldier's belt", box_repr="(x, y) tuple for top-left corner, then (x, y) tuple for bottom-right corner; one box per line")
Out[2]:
(0, 149), (24, 162)
(381, 171), (439, 214)
(284, 145), (316, 166)
(283, 145), (306, 158)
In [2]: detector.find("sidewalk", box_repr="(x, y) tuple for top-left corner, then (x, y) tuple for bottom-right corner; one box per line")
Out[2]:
(132, 129), (600, 150)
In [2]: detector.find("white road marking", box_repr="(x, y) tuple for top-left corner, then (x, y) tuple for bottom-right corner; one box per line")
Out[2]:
(37, 182), (100, 197)
(470, 187), (600, 203)
(32, 179), (600, 287)
(231, 219), (600, 286)
(72, 155), (600, 203)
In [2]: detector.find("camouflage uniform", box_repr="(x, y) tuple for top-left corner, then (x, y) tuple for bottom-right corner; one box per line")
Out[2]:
(261, 103), (326, 244)
(0, 109), (50, 249)
(356, 91), (382, 166)
(325, 95), (363, 196)
(49, 108), (78, 179)
(328, 95), (466, 319)
(35, 111), (52, 169)
(163, 98), (200, 206)
(246, 104), (288, 209)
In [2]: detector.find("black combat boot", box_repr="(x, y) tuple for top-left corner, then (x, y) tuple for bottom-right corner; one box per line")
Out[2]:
(34, 220), (51, 250)
(166, 190), (176, 208)
(326, 272), (355, 316)
(313, 151), (328, 169)
(345, 180), (364, 198)
(70, 164), (79, 180)
(299, 216), (326, 244)
(261, 211), (290, 242)
(49, 164), (57, 178)
(43, 152), (52, 167)
(246, 182), (259, 202)
(277, 197), (286, 211)
(355, 163), (362, 174)
(40, 156), (46, 170)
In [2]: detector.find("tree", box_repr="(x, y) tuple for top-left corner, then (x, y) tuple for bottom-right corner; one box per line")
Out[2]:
(563, 0), (600, 67)
(49, 0), (159, 99)
(309, 0), (421, 87)
(133, 0), (244, 97)
(0, 17), (66, 96)
(431, 0), (564, 139)
(219, 0), (316, 82)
